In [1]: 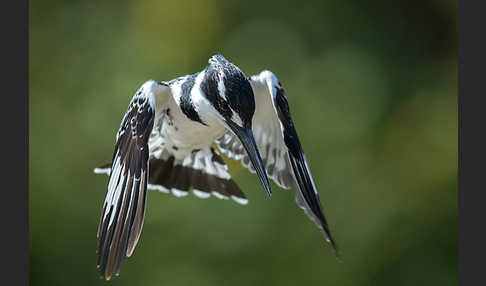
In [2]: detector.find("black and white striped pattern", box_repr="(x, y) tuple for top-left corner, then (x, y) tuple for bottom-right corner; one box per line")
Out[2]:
(96, 81), (157, 280)
(147, 147), (247, 204)
(96, 148), (248, 205)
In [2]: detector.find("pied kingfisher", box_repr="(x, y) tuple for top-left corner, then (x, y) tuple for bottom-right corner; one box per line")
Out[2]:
(94, 54), (338, 280)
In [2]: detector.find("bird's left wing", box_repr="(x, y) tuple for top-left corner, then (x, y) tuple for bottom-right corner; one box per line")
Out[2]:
(96, 80), (170, 280)
(216, 71), (338, 256)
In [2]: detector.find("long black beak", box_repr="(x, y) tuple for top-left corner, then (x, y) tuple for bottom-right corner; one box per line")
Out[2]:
(225, 120), (272, 197)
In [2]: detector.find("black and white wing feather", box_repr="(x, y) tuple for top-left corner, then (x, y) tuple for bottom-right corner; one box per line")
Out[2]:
(95, 147), (248, 205)
(147, 146), (247, 204)
(217, 71), (338, 256)
(96, 80), (169, 280)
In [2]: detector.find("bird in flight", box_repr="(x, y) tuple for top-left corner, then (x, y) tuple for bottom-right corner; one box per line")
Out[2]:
(94, 54), (338, 280)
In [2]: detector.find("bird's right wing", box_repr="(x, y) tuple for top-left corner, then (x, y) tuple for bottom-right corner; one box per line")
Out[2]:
(96, 80), (170, 280)
(217, 71), (338, 256)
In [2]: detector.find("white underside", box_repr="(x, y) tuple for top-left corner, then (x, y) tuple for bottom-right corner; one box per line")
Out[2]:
(151, 79), (227, 161)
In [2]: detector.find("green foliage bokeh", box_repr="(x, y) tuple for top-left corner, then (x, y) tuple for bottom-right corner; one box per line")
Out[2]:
(30, 0), (457, 285)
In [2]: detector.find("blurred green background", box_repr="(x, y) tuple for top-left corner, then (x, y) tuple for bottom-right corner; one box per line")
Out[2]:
(29, 0), (457, 285)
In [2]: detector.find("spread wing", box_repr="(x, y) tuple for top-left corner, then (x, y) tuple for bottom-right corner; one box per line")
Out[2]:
(216, 70), (338, 256)
(96, 80), (170, 280)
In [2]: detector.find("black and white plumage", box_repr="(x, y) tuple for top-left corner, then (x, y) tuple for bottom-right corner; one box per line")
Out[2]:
(94, 55), (338, 280)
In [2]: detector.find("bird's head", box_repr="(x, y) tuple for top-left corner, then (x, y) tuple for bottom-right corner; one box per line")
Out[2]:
(200, 54), (271, 196)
